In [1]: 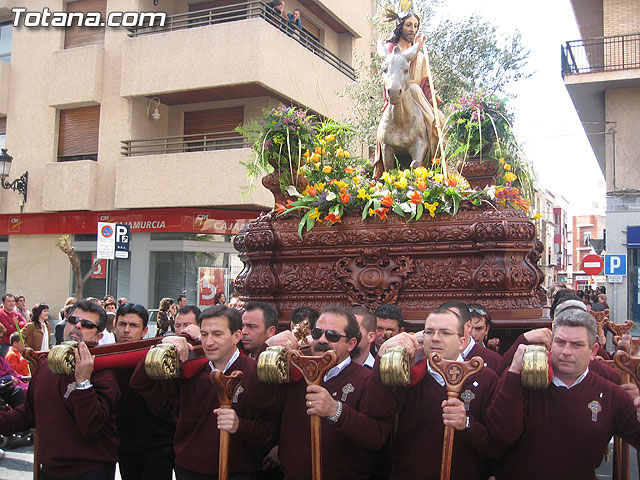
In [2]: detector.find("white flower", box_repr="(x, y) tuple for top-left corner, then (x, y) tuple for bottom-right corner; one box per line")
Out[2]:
(286, 185), (303, 198)
(486, 185), (496, 199)
(325, 191), (336, 201)
(400, 202), (413, 213)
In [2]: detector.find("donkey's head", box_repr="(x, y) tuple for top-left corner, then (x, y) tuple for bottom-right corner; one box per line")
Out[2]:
(378, 41), (420, 105)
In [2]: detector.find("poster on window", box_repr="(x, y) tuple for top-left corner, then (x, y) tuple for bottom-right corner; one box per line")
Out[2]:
(198, 267), (226, 306)
(91, 254), (107, 279)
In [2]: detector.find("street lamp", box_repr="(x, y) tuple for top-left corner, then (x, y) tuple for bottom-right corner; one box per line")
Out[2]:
(0, 149), (28, 204)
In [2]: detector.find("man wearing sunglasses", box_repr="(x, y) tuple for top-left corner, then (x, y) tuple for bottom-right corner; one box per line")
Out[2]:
(0, 300), (120, 479)
(441, 301), (502, 372)
(269, 305), (391, 479)
(113, 303), (175, 480)
(367, 308), (502, 479)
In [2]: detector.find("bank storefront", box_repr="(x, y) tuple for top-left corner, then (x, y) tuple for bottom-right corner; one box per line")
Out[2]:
(0, 208), (258, 312)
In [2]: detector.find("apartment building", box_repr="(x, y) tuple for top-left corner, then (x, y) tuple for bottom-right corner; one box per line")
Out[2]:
(563, 0), (640, 325)
(0, 0), (372, 312)
(571, 214), (605, 290)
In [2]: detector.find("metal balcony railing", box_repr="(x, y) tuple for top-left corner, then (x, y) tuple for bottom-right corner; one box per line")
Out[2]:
(562, 33), (640, 76)
(127, 1), (355, 81)
(121, 131), (248, 156)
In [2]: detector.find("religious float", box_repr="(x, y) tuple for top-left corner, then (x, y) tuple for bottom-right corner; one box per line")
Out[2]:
(233, 84), (548, 351)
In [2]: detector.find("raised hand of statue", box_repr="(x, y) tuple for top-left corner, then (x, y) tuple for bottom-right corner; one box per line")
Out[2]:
(414, 30), (426, 50)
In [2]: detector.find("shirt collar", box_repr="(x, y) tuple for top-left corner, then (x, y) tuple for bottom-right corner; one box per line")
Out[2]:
(364, 352), (375, 368)
(552, 367), (589, 389)
(462, 336), (476, 359)
(427, 355), (464, 386)
(209, 348), (240, 375)
(324, 355), (351, 382)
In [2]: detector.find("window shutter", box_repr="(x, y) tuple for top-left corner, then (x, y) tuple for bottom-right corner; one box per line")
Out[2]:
(58, 105), (100, 161)
(0, 117), (6, 135)
(64, 0), (107, 49)
(183, 106), (244, 136)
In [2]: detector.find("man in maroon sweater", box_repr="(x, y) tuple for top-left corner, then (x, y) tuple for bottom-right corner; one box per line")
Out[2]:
(0, 300), (119, 479)
(241, 301), (278, 358)
(113, 303), (175, 480)
(367, 308), (502, 479)
(441, 301), (502, 372)
(131, 304), (277, 480)
(0, 294), (24, 356)
(486, 308), (640, 479)
(266, 305), (391, 479)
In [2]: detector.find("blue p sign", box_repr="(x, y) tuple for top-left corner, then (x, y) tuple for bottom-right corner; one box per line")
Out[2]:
(605, 254), (627, 275)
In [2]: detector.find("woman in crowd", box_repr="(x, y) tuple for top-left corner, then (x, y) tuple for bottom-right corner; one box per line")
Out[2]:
(213, 291), (226, 305)
(21, 303), (51, 351)
(155, 297), (176, 336)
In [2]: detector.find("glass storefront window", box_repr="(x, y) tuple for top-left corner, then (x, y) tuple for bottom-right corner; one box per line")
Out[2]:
(0, 251), (7, 294)
(70, 252), (131, 300)
(0, 22), (11, 62)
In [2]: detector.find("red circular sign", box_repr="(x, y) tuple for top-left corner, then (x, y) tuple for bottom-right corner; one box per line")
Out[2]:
(581, 254), (603, 275)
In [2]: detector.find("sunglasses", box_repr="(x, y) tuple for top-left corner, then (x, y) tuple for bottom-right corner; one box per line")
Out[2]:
(468, 307), (488, 317)
(311, 327), (347, 343)
(67, 315), (98, 330)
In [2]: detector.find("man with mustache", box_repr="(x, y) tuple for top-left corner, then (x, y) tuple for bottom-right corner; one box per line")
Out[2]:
(0, 300), (119, 479)
(113, 303), (176, 480)
(268, 305), (391, 479)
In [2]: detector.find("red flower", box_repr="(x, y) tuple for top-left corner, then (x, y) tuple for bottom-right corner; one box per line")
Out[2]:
(275, 203), (286, 214)
(307, 186), (317, 196)
(340, 192), (351, 204)
(376, 208), (389, 220)
(325, 212), (341, 224)
(409, 190), (422, 204)
(381, 195), (394, 207)
(447, 175), (458, 187)
(416, 179), (427, 191)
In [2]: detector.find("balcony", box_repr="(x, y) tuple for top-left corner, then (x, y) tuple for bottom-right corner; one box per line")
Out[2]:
(562, 33), (640, 77)
(114, 145), (272, 210)
(49, 44), (103, 107)
(0, 60), (8, 116)
(120, 1), (355, 117)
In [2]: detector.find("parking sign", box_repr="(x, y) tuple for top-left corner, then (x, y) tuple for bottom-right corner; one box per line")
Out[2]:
(605, 254), (627, 276)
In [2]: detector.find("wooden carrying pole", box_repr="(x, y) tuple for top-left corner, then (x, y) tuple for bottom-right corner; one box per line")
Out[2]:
(289, 350), (338, 480)
(428, 353), (483, 480)
(613, 341), (640, 480)
(210, 370), (244, 480)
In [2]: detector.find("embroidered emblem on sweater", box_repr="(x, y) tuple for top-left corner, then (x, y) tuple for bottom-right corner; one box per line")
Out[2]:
(588, 400), (601, 422)
(233, 385), (244, 403)
(341, 383), (355, 401)
(461, 390), (475, 411)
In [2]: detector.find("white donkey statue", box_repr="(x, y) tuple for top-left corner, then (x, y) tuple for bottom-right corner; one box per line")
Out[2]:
(376, 41), (429, 172)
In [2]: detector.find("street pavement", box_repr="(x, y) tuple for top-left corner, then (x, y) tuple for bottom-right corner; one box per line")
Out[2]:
(0, 442), (634, 479)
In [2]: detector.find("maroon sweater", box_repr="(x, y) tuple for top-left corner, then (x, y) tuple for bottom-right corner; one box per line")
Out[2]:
(130, 353), (277, 476)
(278, 360), (391, 480)
(0, 360), (119, 477)
(113, 366), (176, 453)
(486, 370), (640, 479)
(366, 359), (503, 479)
(497, 333), (622, 384)
(466, 341), (502, 372)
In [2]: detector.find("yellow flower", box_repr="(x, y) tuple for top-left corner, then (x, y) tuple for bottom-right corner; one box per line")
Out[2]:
(315, 182), (325, 192)
(344, 151), (350, 158)
(498, 158), (505, 165)
(309, 208), (322, 221)
(323, 165), (332, 174)
(394, 177), (408, 190)
(302, 186), (310, 196)
(504, 164), (512, 171)
(534, 213), (542, 220)
(314, 162), (321, 170)
(336, 148), (345, 158)
(368, 208), (376, 217)
(504, 172), (517, 183)
(434, 173), (444, 183)
(357, 188), (370, 200)
(335, 180), (348, 189)
(314, 146), (326, 155)
(325, 134), (335, 142)
(310, 153), (321, 163)
(381, 172), (394, 184)
(414, 166), (428, 178)
(352, 176), (360, 184)
(344, 166), (354, 175)
(303, 150), (310, 158)
(425, 201), (439, 217)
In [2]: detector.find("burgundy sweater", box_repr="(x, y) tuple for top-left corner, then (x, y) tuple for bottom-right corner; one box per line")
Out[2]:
(486, 370), (640, 479)
(0, 360), (120, 477)
(466, 341), (502, 372)
(113, 366), (176, 453)
(130, 353), (277, 476)
(498, 333), (622, 384)
(278, 361), (391, 480)
(366, 359), (503, 479)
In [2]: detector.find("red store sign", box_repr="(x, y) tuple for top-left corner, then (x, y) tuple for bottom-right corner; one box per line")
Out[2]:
(0, 208), (259, 236)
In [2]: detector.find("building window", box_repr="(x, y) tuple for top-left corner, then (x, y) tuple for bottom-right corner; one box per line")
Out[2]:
(0, 251), (6, 295)
(58, 105), (100, 162)
(583, 231), (592, 247)
(70, 251), (131, 301)
(0, 21), (11, 62)
(183, 106), (244, 151)
(64, 0), (107, 49)
(0, 117), (5, 150)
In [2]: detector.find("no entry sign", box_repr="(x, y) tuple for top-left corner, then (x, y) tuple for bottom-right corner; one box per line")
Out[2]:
(581, 254), (603, 275)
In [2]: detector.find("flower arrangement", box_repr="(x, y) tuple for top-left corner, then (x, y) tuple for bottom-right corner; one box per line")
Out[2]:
(236, 105), (317, 189)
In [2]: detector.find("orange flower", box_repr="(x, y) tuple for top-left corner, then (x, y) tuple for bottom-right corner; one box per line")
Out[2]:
(381, 195), (394, 207)
(325, 212), (341, 224)
(307, 186), (317, 196)
(409, 190), (422, 204)
(432, 157), (440, 165)
(344, 166), (355, 175)
(447, 175), (458, 187)
(416, 178), (427, 191)
(323, 165), (332, 174)
(340, 192), (350, 204)
(275, 203), (286, 214)
(375, 208), (389, 220)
